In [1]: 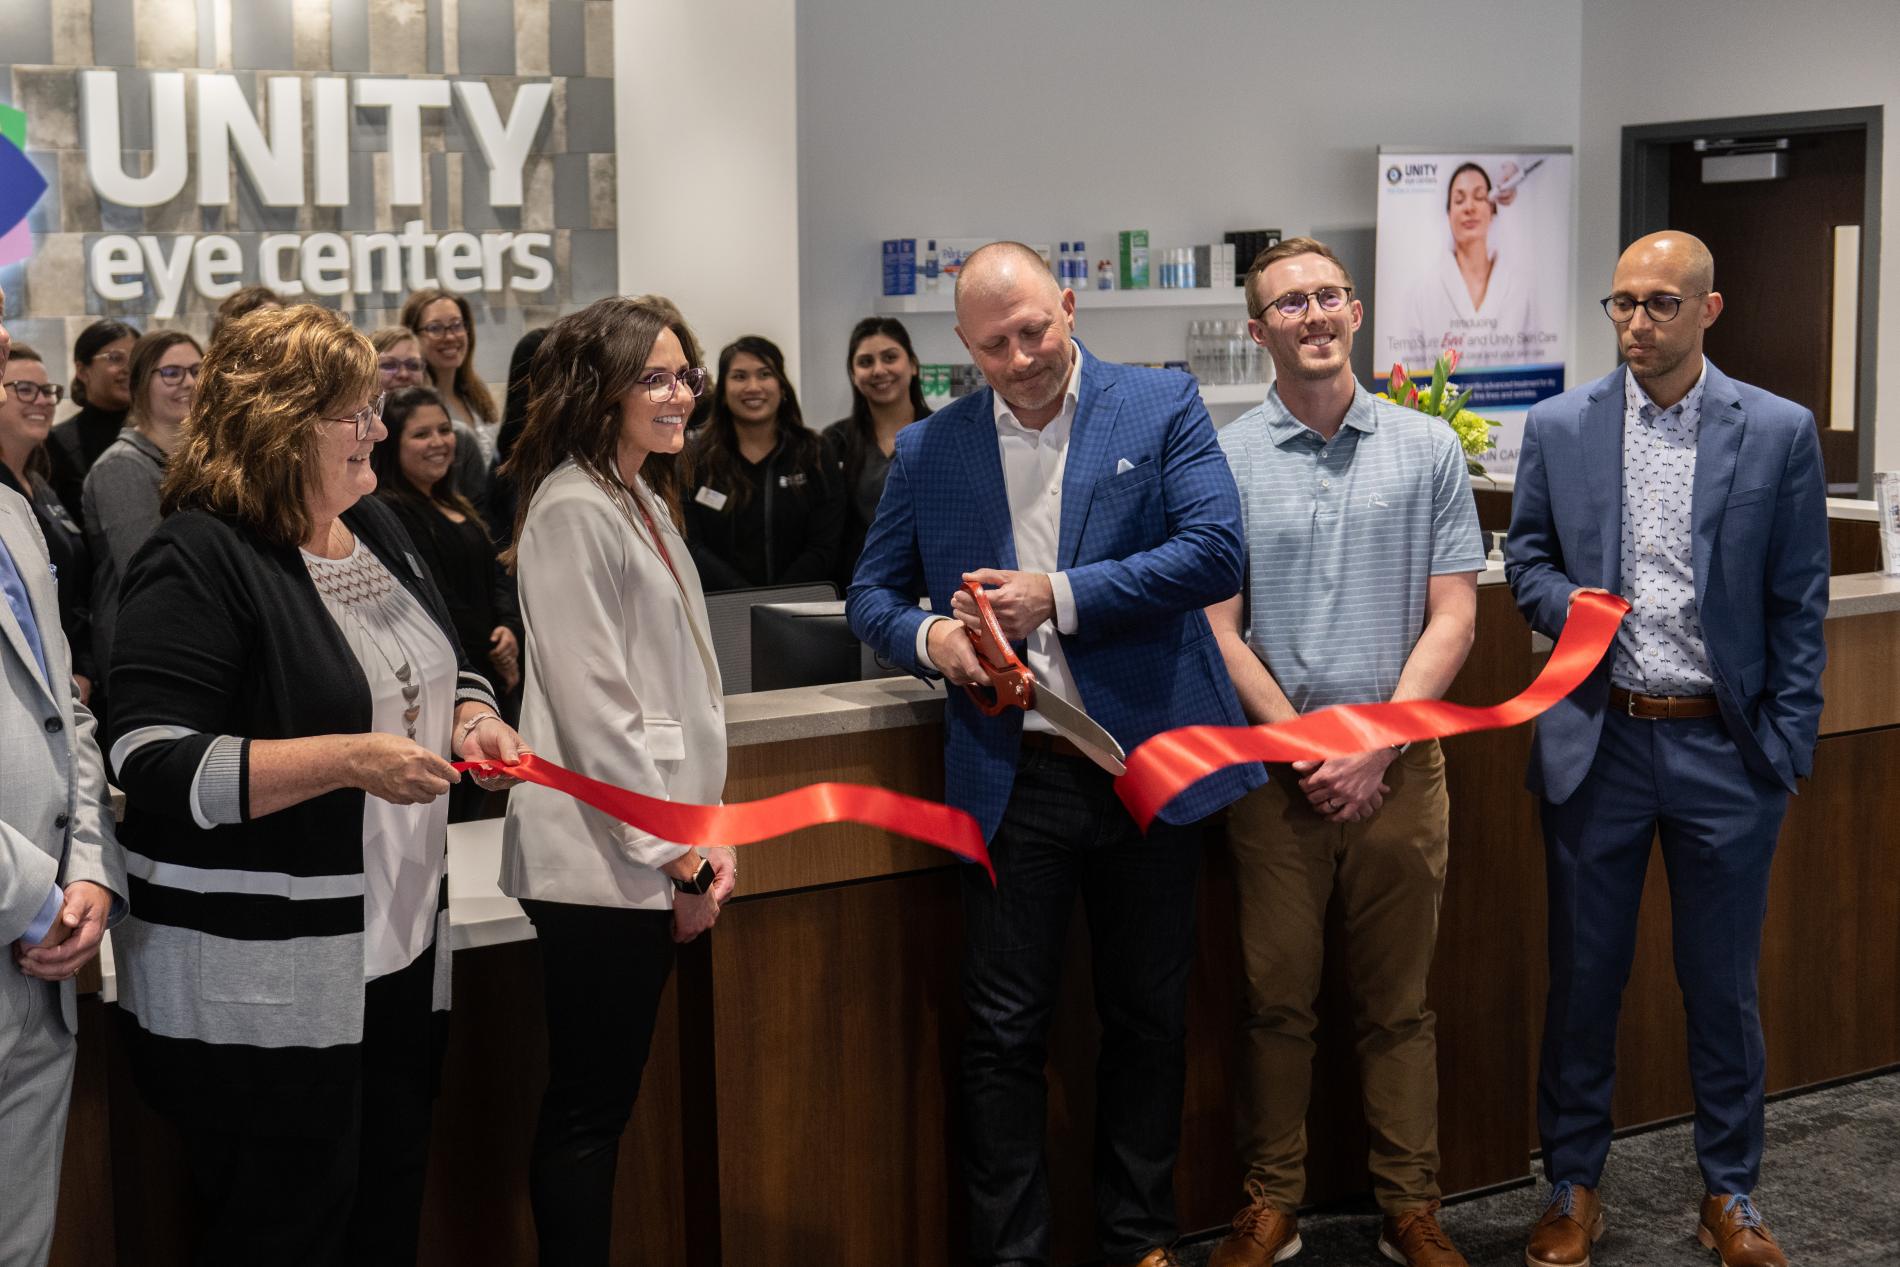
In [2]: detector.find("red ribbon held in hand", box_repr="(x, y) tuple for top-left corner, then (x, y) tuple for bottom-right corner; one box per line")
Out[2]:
(1115, 590), (1631, 830)
(454, 752), (995, 884)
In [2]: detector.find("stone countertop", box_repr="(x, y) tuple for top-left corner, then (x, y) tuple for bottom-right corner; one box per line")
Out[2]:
(1825, 571), (1900, 618)
(1472, 473), (1879, 523)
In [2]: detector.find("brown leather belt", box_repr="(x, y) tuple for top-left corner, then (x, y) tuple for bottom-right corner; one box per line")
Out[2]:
(1018, 729), (1091, 761)
(1609, 687), (1720, 720)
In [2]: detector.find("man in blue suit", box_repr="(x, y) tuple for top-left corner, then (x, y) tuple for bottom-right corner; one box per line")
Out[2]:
(1505, 232), (1827, 1267)
(849, 241), (1262, 1267)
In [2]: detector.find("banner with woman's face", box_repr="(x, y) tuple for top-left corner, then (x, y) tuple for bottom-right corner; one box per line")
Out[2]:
(1373, 148), (1575, 476)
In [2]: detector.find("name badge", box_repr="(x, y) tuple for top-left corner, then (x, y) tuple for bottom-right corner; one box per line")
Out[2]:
(778, 473), (808, 489)
(694, 486), (728, 511)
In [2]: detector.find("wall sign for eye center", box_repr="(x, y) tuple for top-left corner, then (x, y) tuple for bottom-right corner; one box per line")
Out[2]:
(78, 71), (557, 318)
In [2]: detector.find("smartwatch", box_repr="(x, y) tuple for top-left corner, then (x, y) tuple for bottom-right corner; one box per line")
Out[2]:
(671, 855), (715, 895)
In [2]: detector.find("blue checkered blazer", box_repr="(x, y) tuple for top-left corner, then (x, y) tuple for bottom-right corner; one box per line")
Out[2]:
(847, 345), (1265, 842)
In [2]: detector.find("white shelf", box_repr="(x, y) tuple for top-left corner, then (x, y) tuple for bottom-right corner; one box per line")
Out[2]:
(922, 381), (1267, 413)
(875, 286), (1247, 315)
(1197, 383), (1270, 405)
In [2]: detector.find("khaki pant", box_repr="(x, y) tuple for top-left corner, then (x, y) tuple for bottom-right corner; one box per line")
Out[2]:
(1228, 739), (1450, 1215)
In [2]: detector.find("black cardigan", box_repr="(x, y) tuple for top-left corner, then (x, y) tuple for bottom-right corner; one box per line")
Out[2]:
(681, 434), (846, 593)
(381, 492), (521, 684)
(108, 496), (494, 1125)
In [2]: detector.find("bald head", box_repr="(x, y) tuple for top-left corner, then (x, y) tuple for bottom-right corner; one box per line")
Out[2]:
(955, 241), (1062, 316)
(1617, 231), (1714, 295)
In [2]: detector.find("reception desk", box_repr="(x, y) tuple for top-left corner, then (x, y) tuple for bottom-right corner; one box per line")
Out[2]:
(51, 568), (1900, 1267)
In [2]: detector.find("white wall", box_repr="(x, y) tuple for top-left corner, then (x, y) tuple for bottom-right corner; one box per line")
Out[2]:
(1576, 0), (1900, 471)
(793, 0), (1583, 425)
(614, 0), (802, 371)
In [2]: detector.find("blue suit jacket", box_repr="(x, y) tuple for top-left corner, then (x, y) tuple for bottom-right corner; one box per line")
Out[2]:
(1504, 362), (1830, 803)
(846, 346), (1264, 841)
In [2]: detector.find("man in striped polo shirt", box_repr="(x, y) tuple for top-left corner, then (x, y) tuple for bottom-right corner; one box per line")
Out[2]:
(1204, 238), (1485, 1267)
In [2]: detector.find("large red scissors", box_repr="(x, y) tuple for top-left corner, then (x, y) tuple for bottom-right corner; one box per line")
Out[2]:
(960, 580), (1127, 775)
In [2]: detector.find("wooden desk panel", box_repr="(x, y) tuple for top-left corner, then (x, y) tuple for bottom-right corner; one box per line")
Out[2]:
(1818, 611), (1900, 735)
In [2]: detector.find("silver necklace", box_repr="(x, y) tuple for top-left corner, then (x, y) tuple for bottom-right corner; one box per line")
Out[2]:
(305, 539), (421, 740)
(352, 611), (421, 739)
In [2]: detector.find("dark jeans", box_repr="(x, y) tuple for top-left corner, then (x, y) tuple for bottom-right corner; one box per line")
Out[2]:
(960, 747), (1203, 1267)
(180, 939), (443, 1267)
(521, 898), (677, 1266)
(1538, 712), (1789, 1194)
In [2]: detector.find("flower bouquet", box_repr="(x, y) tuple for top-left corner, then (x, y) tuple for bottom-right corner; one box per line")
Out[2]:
(1380, 349), (1499, 478)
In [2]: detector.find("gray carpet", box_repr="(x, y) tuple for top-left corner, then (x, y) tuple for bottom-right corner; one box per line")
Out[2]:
(1174, 1071), (1900, 1265)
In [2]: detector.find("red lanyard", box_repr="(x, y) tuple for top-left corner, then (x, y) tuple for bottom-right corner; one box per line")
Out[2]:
(632, 493), (681, 588)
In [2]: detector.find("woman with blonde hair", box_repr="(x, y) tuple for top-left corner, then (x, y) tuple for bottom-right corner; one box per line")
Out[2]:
(108, 303), (527, 1263)
(499, 295), (735, 1262)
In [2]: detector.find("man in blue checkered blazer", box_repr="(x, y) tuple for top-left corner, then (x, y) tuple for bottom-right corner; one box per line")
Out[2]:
(848, 242), (1263, 1267)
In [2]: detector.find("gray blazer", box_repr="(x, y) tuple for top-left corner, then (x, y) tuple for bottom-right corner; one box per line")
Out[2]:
(0, 484), (127, 1033)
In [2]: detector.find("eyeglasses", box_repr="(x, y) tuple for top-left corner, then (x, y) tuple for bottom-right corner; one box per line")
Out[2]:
(323, 392), (387, 441)
(154, 363), (202, 386)
(379, 357), (425, 376)
(84, 349), (129, 367)
(638, 367), (709, 403)
(4, 381), (64, 405)
(418, 319), (466, 339)
(1265, 286), (1354, 319)
(1600, 292), (1706, 324)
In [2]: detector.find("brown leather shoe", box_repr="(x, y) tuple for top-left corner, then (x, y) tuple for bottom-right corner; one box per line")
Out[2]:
(1113, 1250), (1181, 1267)
(1698, 1194), (1788, 1267)
(1379, 1200), (1469, 1266)
(1525, 1182), (1605, 1267)
(1207, 1180), (1303, 1266)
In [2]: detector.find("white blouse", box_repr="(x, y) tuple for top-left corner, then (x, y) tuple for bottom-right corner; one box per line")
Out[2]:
(302, 537), (458, 980)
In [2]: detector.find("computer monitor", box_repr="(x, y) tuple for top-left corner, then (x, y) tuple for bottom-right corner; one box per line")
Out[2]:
(750, 601), (884, 692)
(703, 582), (839, 693)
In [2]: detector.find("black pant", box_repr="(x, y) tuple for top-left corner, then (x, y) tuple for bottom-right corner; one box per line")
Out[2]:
(960, 748), (1203, 1267)
(521, 898), (677, 1266)
(180, 940), (444, 1267)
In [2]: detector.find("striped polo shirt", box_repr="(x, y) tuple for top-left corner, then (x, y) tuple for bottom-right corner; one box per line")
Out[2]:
(1219, 382), (1485, 712)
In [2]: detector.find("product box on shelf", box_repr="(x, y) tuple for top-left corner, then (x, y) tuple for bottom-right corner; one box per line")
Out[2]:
(1224, 229), (1281, 283)
(882, 238), (917, 296)
(1118, 230), (1150, 289)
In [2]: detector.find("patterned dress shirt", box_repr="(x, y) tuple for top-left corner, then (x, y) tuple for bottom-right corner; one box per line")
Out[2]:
(1612, 360), (1715, 694)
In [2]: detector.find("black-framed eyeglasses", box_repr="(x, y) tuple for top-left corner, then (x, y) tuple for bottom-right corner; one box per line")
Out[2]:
(638, 367), (709, 403)
(1600, 292), (1706, 324)
(1265, 285), (1354, 319)
(378, 356), (425, 376)
(154, 363), (202, 386)
(4, 381), (64, 405)
(322, 391), (387, 441)
(419, 319), (466, 339)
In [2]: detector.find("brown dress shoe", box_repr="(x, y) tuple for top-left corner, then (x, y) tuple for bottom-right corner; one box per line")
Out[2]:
(1114, 1250), (1181, 1267)
(1207, 1181), (1303, 1266)
(1698, 1194), (1788, 1267)
(1525, 1182), (1605, 1267)
(1379, 1200), (1469, 1266)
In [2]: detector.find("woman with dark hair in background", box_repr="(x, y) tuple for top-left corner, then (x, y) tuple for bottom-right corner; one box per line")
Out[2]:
(498, 296), (735, 1262)
(485, 326), (548, 548)
(371, 385), (522, 821)
(83, 329), (202, 692)
(680, 334), (844, 592)
(0, 343), (94, 704)
(373, 324), (489, 512)
(399, 289), (501, 468)
(207, 285), (284, 345)
(46, 318), (139, 521)
(820, 316), (930, 588)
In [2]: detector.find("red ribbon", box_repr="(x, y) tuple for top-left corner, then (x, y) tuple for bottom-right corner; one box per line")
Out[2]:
(1114, 590), (1631, 830)
(458, 593), (1627, 884)
(454, 752), (996, 884)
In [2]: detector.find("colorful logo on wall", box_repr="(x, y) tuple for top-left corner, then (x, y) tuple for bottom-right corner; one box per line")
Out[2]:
(0, 104), (48, 268)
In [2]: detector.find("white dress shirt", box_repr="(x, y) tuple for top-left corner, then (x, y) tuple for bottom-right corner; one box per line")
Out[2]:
(920, 345), (1084, 732)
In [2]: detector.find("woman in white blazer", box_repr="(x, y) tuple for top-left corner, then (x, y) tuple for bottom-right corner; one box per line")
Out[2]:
(497, 295), (735, 1265)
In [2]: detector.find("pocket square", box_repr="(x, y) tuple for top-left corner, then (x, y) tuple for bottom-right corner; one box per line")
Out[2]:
(1116, 458), (1135, 475)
